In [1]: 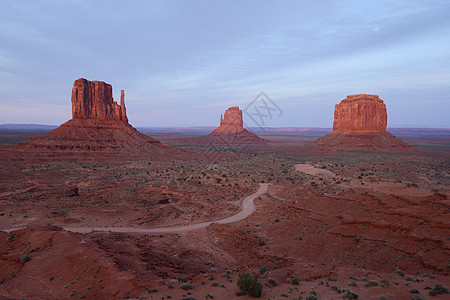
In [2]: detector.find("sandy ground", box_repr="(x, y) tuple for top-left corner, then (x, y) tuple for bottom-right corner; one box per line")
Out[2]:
(295, 163), (335, 177)
(295, 163), (438, 197)
(1, 140), (449, 300)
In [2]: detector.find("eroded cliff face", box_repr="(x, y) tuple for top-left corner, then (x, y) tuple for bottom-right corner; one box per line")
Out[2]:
(333, 94), (387, 133)
(71, 78), (128, 123)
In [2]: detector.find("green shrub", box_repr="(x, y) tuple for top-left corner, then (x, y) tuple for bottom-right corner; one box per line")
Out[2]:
(268, 278), (278, 286)
(328, 277), (338, 282)
(306, 294), (318, 300)
(429, 285), (449, 296)
(237, 272), (262, 297)
(342, 291), (358, 299)
(395, 267), (405, 277)
(259, 265), (266, 274)
(365, 280), (378, 287)
(21, 254), (31, 263)
(6, 234), (15, 242)
(177, 277), (187, 282)
(269, 277), (279, 286)
(291, 276), (299, 285)
(180, 283), (194, 290)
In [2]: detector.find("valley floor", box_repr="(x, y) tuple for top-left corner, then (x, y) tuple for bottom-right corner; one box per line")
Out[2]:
(0, 137), (449, 299)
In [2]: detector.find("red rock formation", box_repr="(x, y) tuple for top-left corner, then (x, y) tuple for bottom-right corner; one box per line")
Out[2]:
(175, 106), (267, 145)
(212, 106), (245, 134)
(313, 94), (412, 151)
(71, 78), (128, 122)
(120, 90), (128, 123)
(209, 106), (266, 145)
(333, 94), (387, 133)
(17, 78), (180, 159)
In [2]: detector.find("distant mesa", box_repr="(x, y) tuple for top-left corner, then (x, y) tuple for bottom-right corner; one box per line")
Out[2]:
(17, 78), (176, 157)
(314, 94), (413, 151)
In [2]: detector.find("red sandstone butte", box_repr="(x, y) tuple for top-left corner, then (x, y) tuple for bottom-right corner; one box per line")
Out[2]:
(71, 78), (128, 122)
(209, 106), (267, 145)
(333, 94), (387, 133)
(16, 78), (178, 158)
(314, 94), (412, 151)
(211, 106), (245, 134)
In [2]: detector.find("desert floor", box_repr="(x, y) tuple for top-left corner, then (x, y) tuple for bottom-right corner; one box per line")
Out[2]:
(0, 131), (449, 299)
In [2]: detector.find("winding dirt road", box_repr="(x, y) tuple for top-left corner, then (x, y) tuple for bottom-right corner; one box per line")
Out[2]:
(61, 183), (269, 234)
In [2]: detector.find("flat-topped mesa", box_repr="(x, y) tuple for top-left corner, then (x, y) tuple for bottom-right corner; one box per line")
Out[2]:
(333, 94), (387, 133)
(212, 106), (245, 134)
(71, 78), (128, 123)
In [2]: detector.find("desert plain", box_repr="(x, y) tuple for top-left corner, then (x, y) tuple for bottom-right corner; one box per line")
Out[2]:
(0, 123), (449, 300)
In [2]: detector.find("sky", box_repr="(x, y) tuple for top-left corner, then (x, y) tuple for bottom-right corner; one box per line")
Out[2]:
(0, 0), (449, 128)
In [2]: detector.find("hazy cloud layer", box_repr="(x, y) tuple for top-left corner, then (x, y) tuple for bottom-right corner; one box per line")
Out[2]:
(1, 0), (449, 127)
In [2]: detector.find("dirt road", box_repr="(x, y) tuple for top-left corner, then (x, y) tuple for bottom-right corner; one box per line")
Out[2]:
(61, 183), (269, 234)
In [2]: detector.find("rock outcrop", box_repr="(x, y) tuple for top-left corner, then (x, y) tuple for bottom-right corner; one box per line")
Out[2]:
(209, 106), (267, 145)
(18, 78), (178, 159)
(333, 94), (387, 133)
(174, 106), (267, 145)
(71, 78), (128, 122)
(313, 94), (412, 151)
(211, 106), (245, 134)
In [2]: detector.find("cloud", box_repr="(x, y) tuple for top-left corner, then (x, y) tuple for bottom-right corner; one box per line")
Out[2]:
(0, 0), (449, 127)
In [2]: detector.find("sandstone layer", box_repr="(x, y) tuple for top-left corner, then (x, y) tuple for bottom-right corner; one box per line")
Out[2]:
(17, 78), (177, 158)
(314, 94), (412, 151)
